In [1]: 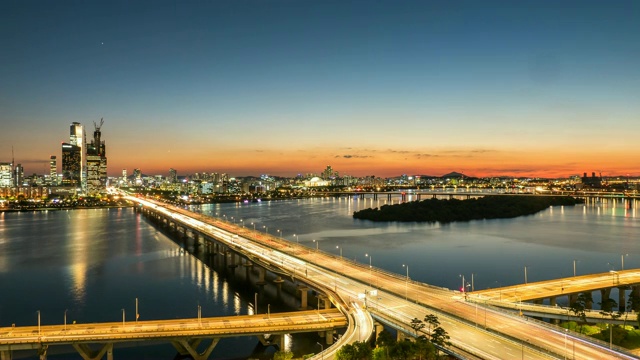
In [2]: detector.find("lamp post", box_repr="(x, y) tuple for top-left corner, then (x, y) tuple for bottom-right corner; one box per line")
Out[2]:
(135, 297), (139, 323)
(316, 342), (324, 360)
(459, 274), (465, 292)
(263, 225), (268, 234)
(573, 259), (578, 277)
(366, 253), (372, 287)
(622, 253), (629, 270)
(293, 233), (299, 243)
(524, 266), (528, 284)
(37, 310), (41, 335)
(251, 222), (256, 231)
(336, 245), (342, 259)
(254, 293), (258, 315)
(402, 264), (409, 300)
(64, 309), (68, 331)
(277, 229), (282, 239)
(240, 219), (244, 228)
(313, 239), (319, 251)
(121, 309), (125, 328)
(268, 304), (271, 319)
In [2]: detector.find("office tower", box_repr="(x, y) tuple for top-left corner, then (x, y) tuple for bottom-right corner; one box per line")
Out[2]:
(14, 164), (23, 186)
(86, 119), (108, 195)
(61, 143), (81, 187)
(0, 163), (12, 187)
(67, 122), (85, 189)
(169, 168), (177, 183)
(49, 156), (57, 186)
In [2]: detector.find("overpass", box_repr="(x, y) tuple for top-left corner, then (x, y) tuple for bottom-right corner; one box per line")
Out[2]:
(123, 195), (638, 359)
(0, 309), (346, 360)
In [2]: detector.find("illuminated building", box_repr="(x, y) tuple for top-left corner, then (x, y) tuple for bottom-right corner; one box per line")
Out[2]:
(61, 143), (81, 187)
(69, 122), (85, 190)
(0, 163), (12, 187)
(86, 119), (107, 195)
(49, 156), (57, 186)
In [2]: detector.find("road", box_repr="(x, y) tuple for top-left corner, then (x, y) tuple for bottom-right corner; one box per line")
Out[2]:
(129, 196), (637, 359)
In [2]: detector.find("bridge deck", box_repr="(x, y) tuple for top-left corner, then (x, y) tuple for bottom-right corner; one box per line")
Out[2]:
(471, 270), (640, 302)
(0, 309), (346, 351)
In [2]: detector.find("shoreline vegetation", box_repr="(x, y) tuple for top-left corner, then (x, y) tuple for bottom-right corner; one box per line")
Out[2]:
(353, 195), (584, 223)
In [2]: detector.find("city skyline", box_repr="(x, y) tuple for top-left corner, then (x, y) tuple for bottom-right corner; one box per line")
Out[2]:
(1, 1), (638, 178)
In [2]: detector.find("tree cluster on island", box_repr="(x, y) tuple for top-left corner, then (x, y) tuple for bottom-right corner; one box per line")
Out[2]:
(353, 196), (584, 223)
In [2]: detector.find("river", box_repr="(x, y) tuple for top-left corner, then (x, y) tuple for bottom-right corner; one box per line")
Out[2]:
(1, 194), (638, 358)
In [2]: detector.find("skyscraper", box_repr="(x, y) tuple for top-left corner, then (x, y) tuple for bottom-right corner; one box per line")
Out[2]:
(0, 163), (12, 187)
(49, 156), (57, 186)
(86, 119), (107, 195)
(66, 122), (85, 190)
(61, 143), (81, 187)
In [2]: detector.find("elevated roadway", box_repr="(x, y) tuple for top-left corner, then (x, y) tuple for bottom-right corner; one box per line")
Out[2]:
(127, 196), (638, 359)
(0, 310), (346, 360)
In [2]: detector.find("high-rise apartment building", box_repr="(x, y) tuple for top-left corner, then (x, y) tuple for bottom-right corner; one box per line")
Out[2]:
(169, 168), (177, 183)
(49, 156), (57, 186)
(14, 164), (23, 186)
(0, 163), (12, 187)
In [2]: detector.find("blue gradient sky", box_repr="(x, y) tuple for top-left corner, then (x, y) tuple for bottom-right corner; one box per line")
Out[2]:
(1, 1), (638, 178)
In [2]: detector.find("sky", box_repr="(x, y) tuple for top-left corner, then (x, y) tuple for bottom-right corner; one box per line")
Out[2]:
(1, 0), (638, 179)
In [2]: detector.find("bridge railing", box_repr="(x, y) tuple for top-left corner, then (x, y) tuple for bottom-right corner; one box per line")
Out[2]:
(466, 298), (637, 358)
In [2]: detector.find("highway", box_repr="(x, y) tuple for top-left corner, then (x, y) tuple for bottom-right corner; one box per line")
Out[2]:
(0, 309), (346, 351)
(128, 196), (638, 359)
(472, 270), (640, 302)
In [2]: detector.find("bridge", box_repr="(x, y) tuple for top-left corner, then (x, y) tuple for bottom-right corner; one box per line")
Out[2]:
(0, 309), (346, 360)
(118, 195), (638, 359)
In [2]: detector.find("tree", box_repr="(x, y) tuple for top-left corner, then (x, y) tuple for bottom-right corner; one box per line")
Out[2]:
(431, 326), (451, 348)
(336, 341), (372, 360)
(599, 298), (621, 321)
(273, 350), (293, 360)
(423, 314), (440, 335)
(410, 317), (425, 336)
(570, 292), (592, 333)
(376, 329), (396, 349)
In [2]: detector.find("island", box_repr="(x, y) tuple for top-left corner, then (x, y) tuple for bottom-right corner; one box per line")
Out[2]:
(352, 195), (584, 223)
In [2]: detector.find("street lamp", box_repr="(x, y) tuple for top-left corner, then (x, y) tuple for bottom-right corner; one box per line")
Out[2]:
(366, 253), (372, 287)
(64, 309), (68, 331)
(37, 310), (41, 335)
(251, 222), (256, 231)
(135, 297), (139, 323)
(277, 229), (283, 239)
(622, 253), (629, 270)
(313, 239), (320, 251)
(121, 309), (125, 328)
(263, 225), (268, 234)
(336, 245), (342, 259)
(459, 274), (465, 292)
(293, 233), (299, 243)
(524, 266), (528, 284)
(239, 219), (244, 228)
(316, 342), (324, 360)
(573, 259), (578, 277)
(402, 264), (409, 300)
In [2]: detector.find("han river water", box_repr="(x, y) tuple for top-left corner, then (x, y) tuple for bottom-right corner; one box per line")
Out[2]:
(0, 193), (638, 359)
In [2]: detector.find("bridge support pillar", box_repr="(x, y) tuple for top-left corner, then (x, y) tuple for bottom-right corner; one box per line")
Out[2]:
(373, 193), (377, 200)
(258, 334), (284, 350)
(171, 338), (219, 360)
(318, 294), (331, 310)
(73, 343), (113, 360)
(228, 252), (238, 269)
(325, 330), (334, 345)
(601, 288), (611, 303)
(1, 350), (12, 360)
(397, 331), (406, 342)
(388, 194), (392, 201)
(256, 267), (266, 286)
(374, 321), (385, 341)
(298, 285), (310, 310)
(549, 296), (557, 306)
(274, 276), (284, 296)
(619, 287), (627, 312)
(38, 345), (48, 360)
(243, 261), (253, 280)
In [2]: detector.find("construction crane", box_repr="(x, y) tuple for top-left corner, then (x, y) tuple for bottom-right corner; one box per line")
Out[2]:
(94, 117), (104, 132)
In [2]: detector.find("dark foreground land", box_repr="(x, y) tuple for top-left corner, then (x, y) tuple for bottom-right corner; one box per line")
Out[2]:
(353, 195), (583, 223)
